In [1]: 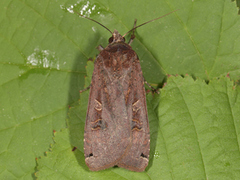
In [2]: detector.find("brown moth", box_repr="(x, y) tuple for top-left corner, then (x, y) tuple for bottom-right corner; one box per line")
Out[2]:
(75, 10), (178, 172)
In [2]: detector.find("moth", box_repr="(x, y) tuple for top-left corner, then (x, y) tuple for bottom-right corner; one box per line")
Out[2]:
(75, 10), (178, 172)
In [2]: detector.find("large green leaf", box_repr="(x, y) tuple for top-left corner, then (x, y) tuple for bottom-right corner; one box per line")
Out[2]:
(1, 0), (240, 179)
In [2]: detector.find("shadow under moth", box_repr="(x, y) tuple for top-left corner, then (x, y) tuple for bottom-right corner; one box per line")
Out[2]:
(75, 10), (178, 172)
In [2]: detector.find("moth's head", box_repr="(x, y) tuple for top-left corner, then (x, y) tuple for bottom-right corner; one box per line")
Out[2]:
(108, 30), (125, 44)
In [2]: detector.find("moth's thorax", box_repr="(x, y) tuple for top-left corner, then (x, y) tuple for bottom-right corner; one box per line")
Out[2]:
(105, 42), (132, 53)
(99, 42), (138, 78)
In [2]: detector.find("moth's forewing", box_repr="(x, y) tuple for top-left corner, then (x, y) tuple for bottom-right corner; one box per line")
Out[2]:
(117, 54), (150, 172)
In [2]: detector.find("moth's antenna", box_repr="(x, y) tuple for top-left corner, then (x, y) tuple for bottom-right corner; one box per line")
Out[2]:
(122, 9), (179, 38)
(72, 10), (113, 34)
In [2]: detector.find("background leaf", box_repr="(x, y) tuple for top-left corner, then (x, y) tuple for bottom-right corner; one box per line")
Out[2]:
(0, 0), (240, 179)
(153, 76), (240, 179)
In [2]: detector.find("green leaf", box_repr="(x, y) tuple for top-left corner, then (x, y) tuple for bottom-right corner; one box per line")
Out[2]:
(1, 0), (240, 179)
(152, 75), (240, 179)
